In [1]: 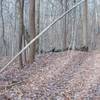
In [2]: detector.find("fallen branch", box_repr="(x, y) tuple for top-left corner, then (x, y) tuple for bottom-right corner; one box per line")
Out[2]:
(0, 81), (24, 90)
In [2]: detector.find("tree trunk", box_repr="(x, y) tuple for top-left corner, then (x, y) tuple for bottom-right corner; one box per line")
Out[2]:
(72, 0), (77, 50)
(17, 0), (24, 68)
(0, 0), (7, 56)
(63, 0), (68, 50)
(82, 0), (88, 47)
(91, 0), (96, 50)
(36, 0), (40, 54)
(29, 0), (36, 64)
(23, 30), (27, 64)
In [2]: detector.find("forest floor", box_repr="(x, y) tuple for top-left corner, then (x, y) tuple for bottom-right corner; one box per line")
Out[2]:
(0, 51), (100, 100)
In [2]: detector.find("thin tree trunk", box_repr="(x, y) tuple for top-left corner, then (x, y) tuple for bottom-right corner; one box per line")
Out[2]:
(63, 0), (68, 50)
(29, 0), (36, 64)
(82, 0), (88, 47)
(0, 0), (7, 56)
(17, 0), (24, 68)
(91, 0), (96, 50)
(23, 32), (27, 63)
(37, 0), (40, 54)
(72, 0), (77, 50)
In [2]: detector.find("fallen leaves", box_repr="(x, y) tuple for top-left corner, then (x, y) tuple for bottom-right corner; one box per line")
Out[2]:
(0, 51), (100, 100)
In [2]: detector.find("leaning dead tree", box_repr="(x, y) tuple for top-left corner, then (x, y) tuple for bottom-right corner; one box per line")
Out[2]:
(0, 0), (85, 73)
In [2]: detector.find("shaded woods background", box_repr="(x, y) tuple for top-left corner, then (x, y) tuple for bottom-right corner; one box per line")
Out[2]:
(0, 0), (100, 57)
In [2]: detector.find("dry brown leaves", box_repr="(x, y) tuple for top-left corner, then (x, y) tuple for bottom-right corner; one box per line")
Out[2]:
(0, 51), (100, 100)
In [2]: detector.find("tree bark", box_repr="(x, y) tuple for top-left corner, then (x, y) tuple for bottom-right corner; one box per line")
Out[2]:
(37, 0), (40, 54)
(17, 0), (24, 68)
(82, 0), (88, 47)
(29, 0), (36, 64)
(63, 0), (68, 50)
(0, 0), (7, 56)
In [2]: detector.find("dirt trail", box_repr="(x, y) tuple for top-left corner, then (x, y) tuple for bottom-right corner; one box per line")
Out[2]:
(0, 51), (100, 100)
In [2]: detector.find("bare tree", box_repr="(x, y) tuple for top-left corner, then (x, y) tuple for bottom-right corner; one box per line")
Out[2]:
(72, 0), (77, 50)
(0, 0), (7, 56)
(36, 0), (40, 53)
(82, 0), (88, 48)
(17, 0), (24, 68)
(28, 0), (36, 63)
(90, 0), (96, 50)
(63, 0), (68, 50)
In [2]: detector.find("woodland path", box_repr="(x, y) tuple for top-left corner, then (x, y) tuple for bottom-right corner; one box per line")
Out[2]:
(0, 51), (100, 100)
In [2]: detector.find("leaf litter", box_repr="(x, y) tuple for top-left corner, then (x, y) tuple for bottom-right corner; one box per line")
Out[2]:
(0, 51), (100, 100)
